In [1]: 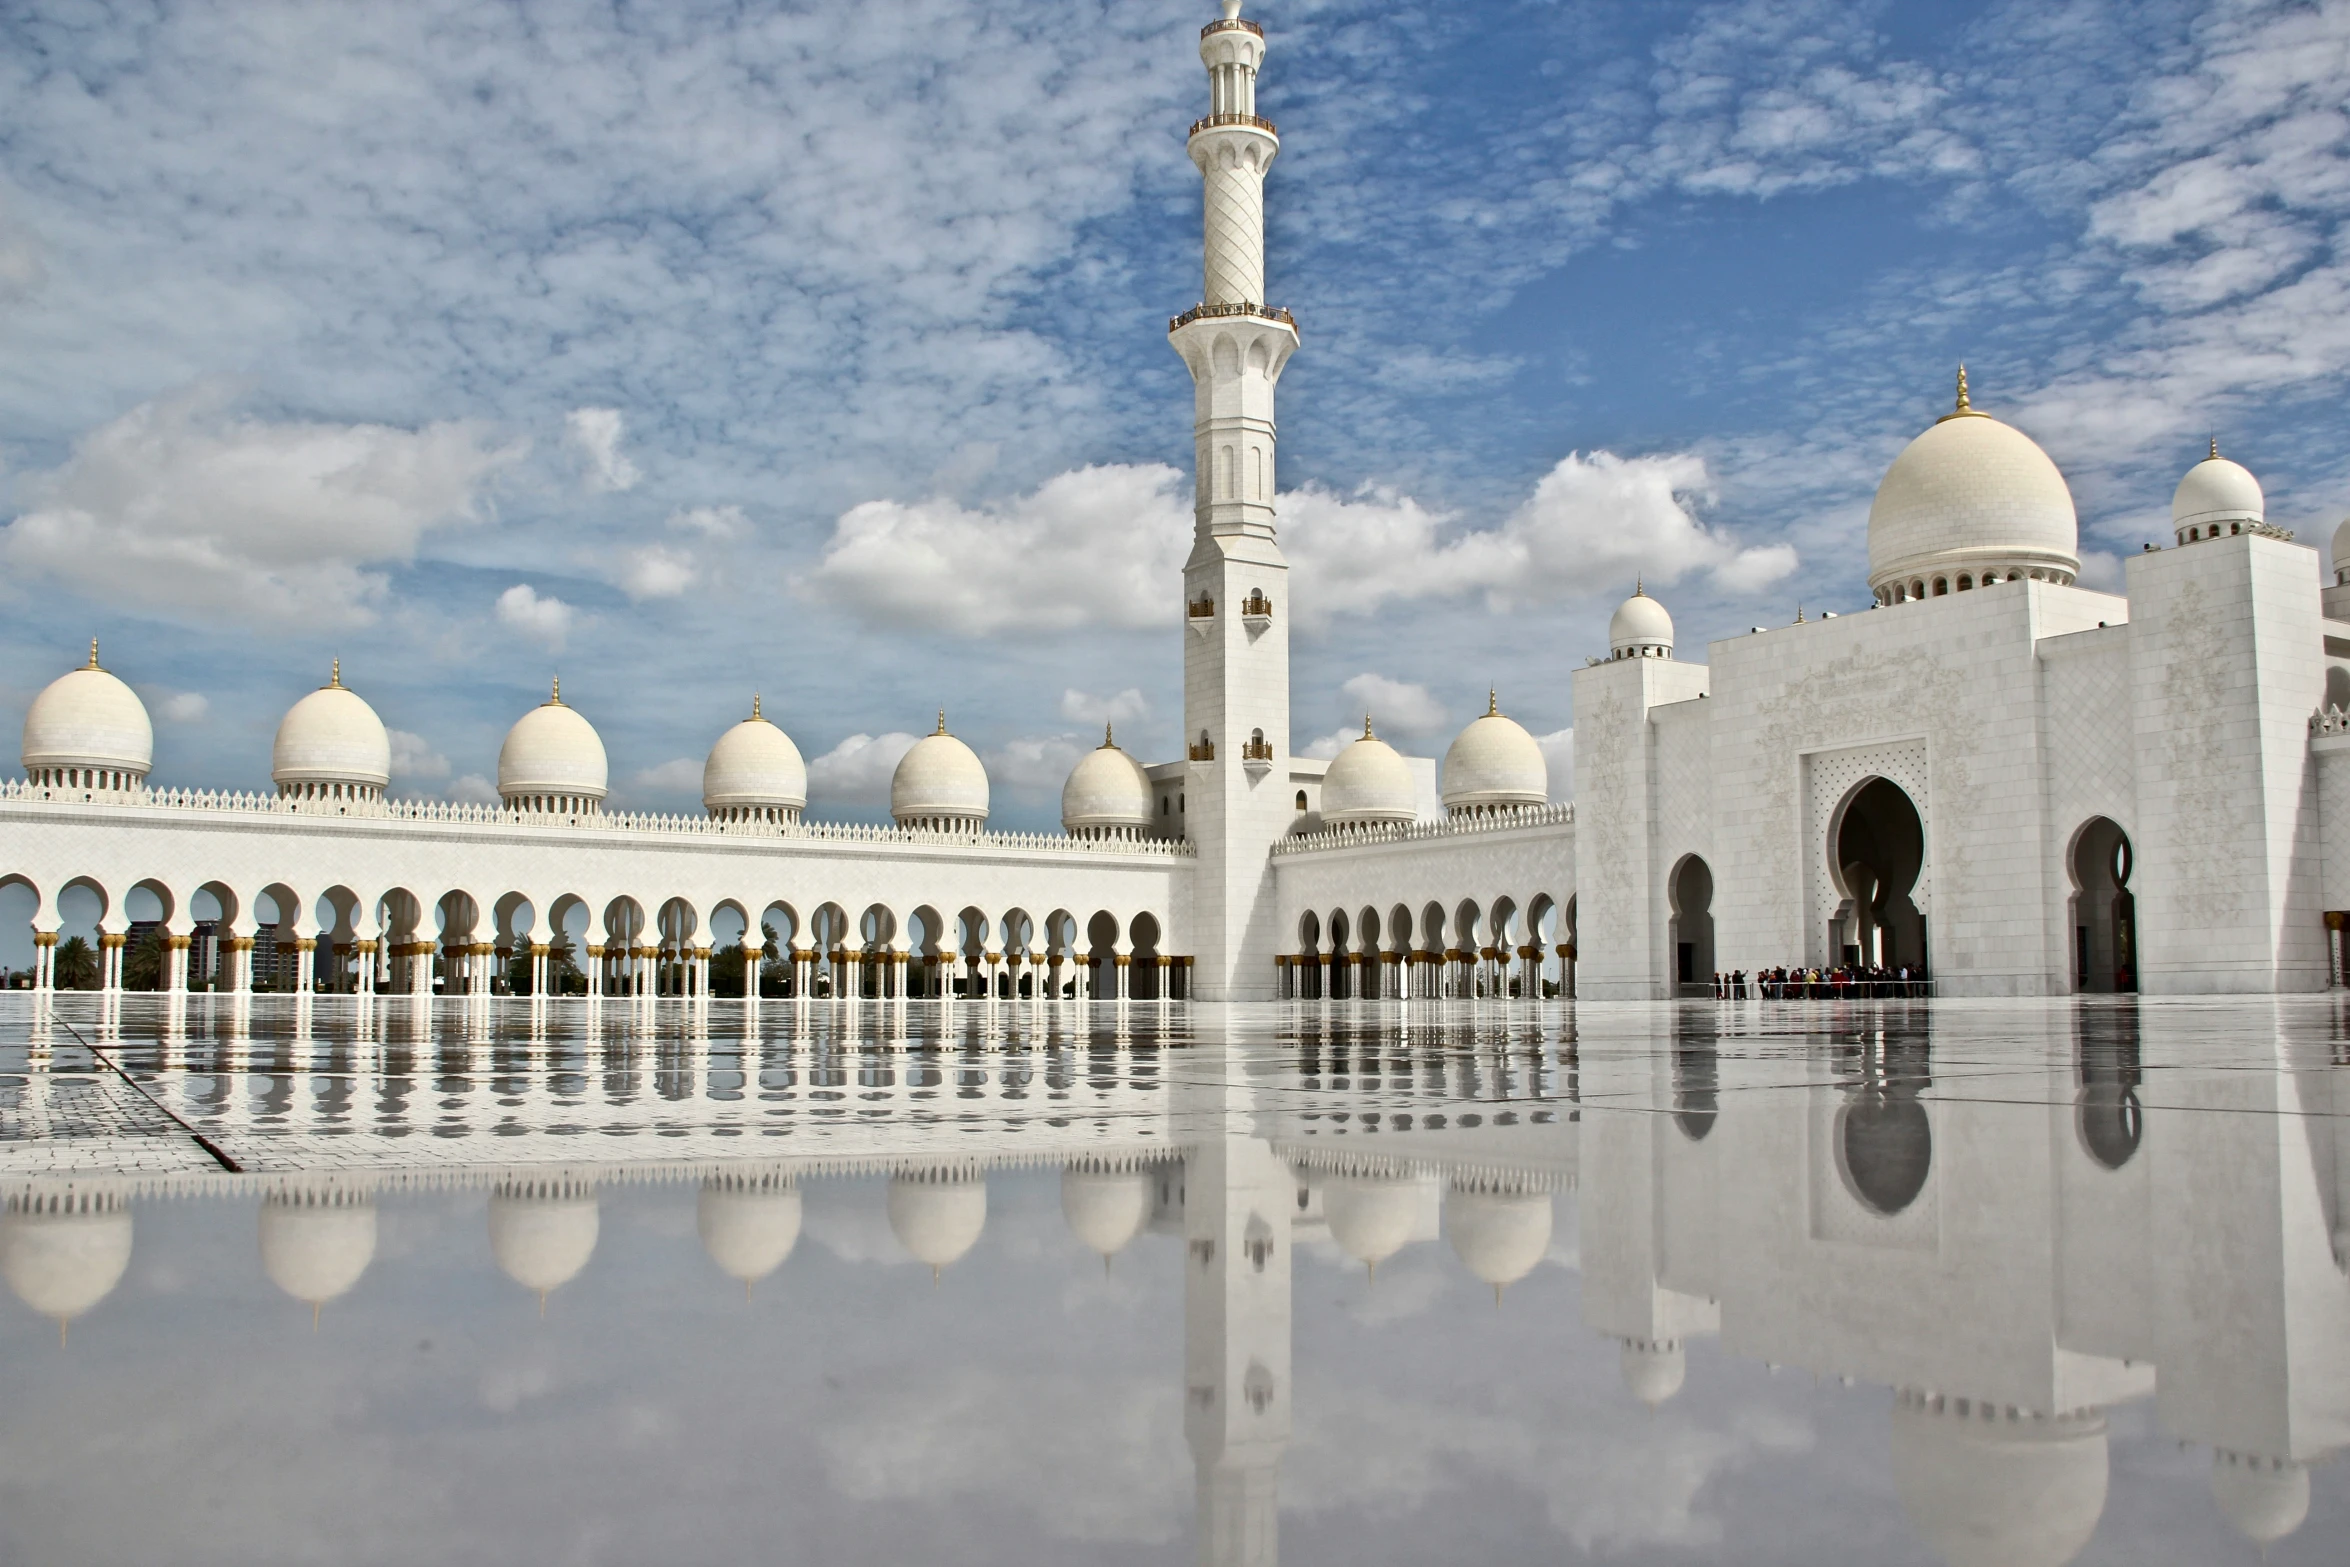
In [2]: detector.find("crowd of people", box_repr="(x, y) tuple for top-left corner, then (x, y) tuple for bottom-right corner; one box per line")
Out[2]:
(1710, 964), (1930, 999)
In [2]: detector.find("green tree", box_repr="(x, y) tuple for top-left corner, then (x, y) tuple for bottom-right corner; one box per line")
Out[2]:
(53, 935), (98, 989)
(123, 929), (167, 991)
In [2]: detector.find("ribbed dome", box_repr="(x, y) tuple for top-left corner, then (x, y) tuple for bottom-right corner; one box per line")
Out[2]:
(1441, 696), (1547, 815)
(497, 681), (608, 810)
(22, 643), (153, 787)
(1620, 1338), (1687, 1408)
(1608, 585), (1674, 659)
(271, 665), (391, 800)
(1445, 1185), (1552, 1291)
(1, 1196), (133, 1323)
(1321, 722), (1417, 826)
(488, 1181), (600, 1298)
(1060, 1164), (1152, 1260)
(258, 1190), (377, 1308)
(2333, 518), (2350, 585)
(1890, 1397), (2108, 1567)
(1061, 728), (1153, 837)
(2208, 1452), (2308, 1545)
(697, 1175), (801, 1287)
(1868, 372), (2079, 600)
(891, 715), (989, 829)
(2172, 449), (2263, 543)
(887, 1172), (987, 1274)
(702, 697), (806, 821)
(1322, 1174), (1419, 1274)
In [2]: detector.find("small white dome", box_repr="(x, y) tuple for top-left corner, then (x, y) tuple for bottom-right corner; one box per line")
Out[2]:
(1060, 1164), (1152, 1260)
(888, 1172), (987, 1273)
(2208, 1451), (2308, 1545)
(1608, 585), (1675, 659)
(497, 681), (609, 806)
(258, 1190), (377, 1308)
(697, 1175), (801, 1287)
(1322, 1173), (1419, 1273)
(2, 1196), (133, 1323)
(1061, 729), (1153, 835)
(2332, 518), (2350, 584)
(1868, 371), (2079, 598)
(271, 666), (391, 795)
(488, 1180), (600, 1298)
(1891, 1397), (2108, 1567)
(2172, 448), (2263, 540)
(1620, 1338), (1687, 1408)
(1445, 1185), (1552, 1291)
(22, 643), (153, 782)
(1321, 722), (1418, 826)
(891, 716), (989, 828)
(703, 697), (806, 816)
(1441, 697), (1547, 814)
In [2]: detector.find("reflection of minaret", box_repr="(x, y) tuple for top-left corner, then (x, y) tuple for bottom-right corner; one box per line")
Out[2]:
(1184, 1131), (1293, 1566)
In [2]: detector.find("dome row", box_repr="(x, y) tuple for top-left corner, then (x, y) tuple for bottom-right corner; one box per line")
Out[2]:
(1319, 694), (1553, 827)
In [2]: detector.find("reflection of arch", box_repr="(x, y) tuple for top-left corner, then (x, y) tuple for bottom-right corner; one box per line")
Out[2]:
(2066, 817), (2137, 994)
(1668, 855), (1713, 992)
(1831, 777), (1927, 971)
(2075, 1017), (2144, 1171)
(1838, 1092), (1933, 1216)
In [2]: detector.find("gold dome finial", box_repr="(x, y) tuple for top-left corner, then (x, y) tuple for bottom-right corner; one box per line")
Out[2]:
(1954, 363), (1970, 412)
(751, 692), (762, 720)
(935, 710), (947, 736)
(1795, 603), (1806, 623)
(1634, 574), (1644, 597)
(328, 658), (342, 689)
(1487, 688), (1498, 717)
(86, 638), (100, 670)
(2210, 434), (2220, 460)
(1101, 721), (1115, 748)
(1363, 713), (1375, 740)
(549, 676), (562, 706)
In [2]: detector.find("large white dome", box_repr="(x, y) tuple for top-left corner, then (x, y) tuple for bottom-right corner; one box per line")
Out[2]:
(1867, 372), (2079, 601)
(259, 1189), (377, 1309)
(22, 643), (153, 786)
(697, 1174), (801, 1288)
(703, 697), (806, 820)
(497, 681), (609, 809)
(1608, 585), (1674, 659)
(1061, 728), (1153, 837)
(1321, 723), (1417, 826)
(271, 665), (391, 799)
(2, 1195), (133, 1324)
(887, 1172), (987, 1275)
(892, 716), (989, 829)
(1441, 697), (1547, 815)
(1445, 1184), (1552, 1292)
(488, 1180), (600, 1299)
(1060, 1164), (1152, 1260)
(1890, 1396), (2108, 1567)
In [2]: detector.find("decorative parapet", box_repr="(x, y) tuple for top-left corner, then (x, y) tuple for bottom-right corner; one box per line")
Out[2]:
(2314, 704), (2350, 736)
(1189, 111), (1276, 137)
(1269, 801), (1575, 858)
(1168, 301), (1297, 336)
(1201, 16), (1263, 39)
(0, 778), (1195, 858)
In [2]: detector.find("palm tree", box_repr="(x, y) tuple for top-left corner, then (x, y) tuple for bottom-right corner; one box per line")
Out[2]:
(124, 929), (167, 991)
(53, 936), (98, 990)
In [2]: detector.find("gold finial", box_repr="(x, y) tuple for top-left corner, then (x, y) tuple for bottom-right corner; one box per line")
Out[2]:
(1795, 603), (1806, 623)
(328, 658), (342, 689)
(549, 677), (561, 706)
(1954, 363), (1971, 412)
(1634, 575), (1644, 597)
(85, 638), (100, 670)
(1363, 713), (1375, 740)
(1487, 688), (1498, 717)
(751, 692), (762, 720)
(1102, 722), (1115, 748)
(935, 710), (947, 736)
(2210, 434), (2220, 461)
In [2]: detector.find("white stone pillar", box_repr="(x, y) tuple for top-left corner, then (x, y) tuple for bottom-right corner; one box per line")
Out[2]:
(30, 930), (55, 994)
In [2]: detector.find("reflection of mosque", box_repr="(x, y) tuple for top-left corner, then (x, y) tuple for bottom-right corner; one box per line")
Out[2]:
(4, 1005), (2346, 1561)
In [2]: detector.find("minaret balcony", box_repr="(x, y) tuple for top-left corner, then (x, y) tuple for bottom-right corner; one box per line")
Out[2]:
(1189, 111), (1277, 138)
(1201, 17), (1263, 38)
(1240, 591), (1273, 634)
(1168, 301), (1298, 337)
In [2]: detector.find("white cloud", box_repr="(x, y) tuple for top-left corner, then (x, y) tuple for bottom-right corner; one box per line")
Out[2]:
(666, 504), (747, 540)
(1535, 727), (1574, 802)
(804, 464), (1189, 636)
(387, 729), (450, 780)
(618, 544), (695, 600)
(564, 407), (639, 493)
(986, 734), (1086, 804)
(0, 384), (516, 630)
(447, 773), (499, 804)
(1299, 727), (1360, 761)
(0, 181), (46, 302)
(495, 583), (573, 650)
(1339, 673), (1446, 737)
(1058, 687), (1148, 727)
(805, 731), (920, 805)
(155, 691), (208, 723)
(630, 756), (703, 796)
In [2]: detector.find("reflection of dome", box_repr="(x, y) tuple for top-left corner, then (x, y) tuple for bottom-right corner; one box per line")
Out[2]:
(1890, 1393), (2109, 1567)
(696, 1174), (801, 1288)
(1061, 1164), (1152, 1260)
(22, 643), (154, 790)
(702, 697), (806, 823)
(891, 716), (990, 830)
(887, 1172), (987, 1275)
(1841, 1094), (1933, 1216)
(1608, 584), (1674, 659)
(1060, 729), (1153, 839)
(1322, 1174), (1419, 1274)
(1445, 1184), (1553, 1292)
(1620, 1338), (1687, 1407)
(488, 1179), (600, 1299)
(2172, 447), (2264, 545)
(258, 1188), (377, 1310)
(272, 665), (392, 801)
(497, 682), (609, 812)
(2, 1192), (133, 1327)
(1321, 721), (1418, 826)
(2208, 1451), (2309, 1545)
(1868, 370), (2079, 602)
(1440, 695), (1547, 815)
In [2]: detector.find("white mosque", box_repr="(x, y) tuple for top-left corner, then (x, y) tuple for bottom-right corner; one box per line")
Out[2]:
(8, 0), (2350, 1003)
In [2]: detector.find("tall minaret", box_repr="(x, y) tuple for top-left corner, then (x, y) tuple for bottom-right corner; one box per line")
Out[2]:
(1173, 0), (1297, 1002)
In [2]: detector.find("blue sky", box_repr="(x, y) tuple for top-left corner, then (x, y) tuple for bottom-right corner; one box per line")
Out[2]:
(2, 0), (2346, 827)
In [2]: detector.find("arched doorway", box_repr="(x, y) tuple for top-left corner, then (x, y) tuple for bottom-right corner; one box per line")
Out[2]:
(2069, 817), (2136, 993)
(1834, 778), (1927, 973)
(1669, 855), (1714, 994)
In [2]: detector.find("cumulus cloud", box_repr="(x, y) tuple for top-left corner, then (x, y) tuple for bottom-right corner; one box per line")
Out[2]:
(387, 730), (450, 781)
(806, 732), (920, 806)
(495, 583), (573, 650)
(154, 691), (208, 723)
(447, 773), (499, 804)
(1059, 687), (1148, 727)
(618, 544), (695, 600)
(803, 464), (1189, 636)
(667, 505), (747, 540)
(1340, 673), (1446, 736)
(0, 181), (46, 302)
(0, 384), (517, 630)
(1535, 727), (1574, 801)
(565, 407), (639, 493)
(987, 734), (1087, 804)
(630, 757), (703, 797)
